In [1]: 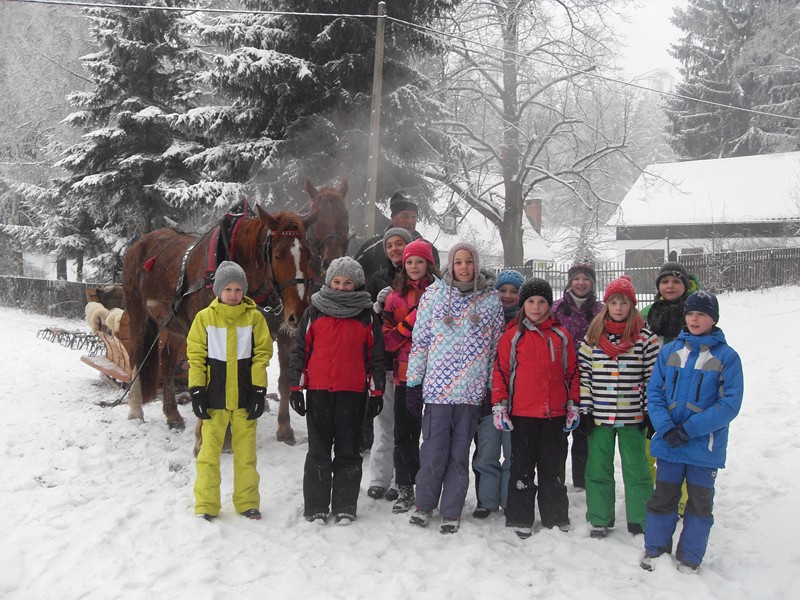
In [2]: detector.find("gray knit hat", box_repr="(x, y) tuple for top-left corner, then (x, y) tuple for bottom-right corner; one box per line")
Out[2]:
(325, 256), (365, 288)
(382, 227), (415, 256)
(213, 260), (248, 297)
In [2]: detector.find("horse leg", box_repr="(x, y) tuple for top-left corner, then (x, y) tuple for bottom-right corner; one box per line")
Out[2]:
(193, 418), (203, 458)
(127, 366), (145, 422)
(161, 339), (185, 431)
(275, 333), (296, 445)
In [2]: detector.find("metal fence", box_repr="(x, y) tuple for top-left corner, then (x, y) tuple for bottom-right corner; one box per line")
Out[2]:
(498, 247), (800, 305)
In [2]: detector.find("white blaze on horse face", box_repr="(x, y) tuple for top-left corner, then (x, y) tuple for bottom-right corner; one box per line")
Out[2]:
(290, 238), (305, 299)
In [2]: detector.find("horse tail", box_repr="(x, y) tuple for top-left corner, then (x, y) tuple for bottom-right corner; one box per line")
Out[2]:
(122, 238), (160, 404)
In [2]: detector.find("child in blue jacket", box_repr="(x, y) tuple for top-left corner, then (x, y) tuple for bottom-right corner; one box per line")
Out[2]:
(641, 291), (744, 573)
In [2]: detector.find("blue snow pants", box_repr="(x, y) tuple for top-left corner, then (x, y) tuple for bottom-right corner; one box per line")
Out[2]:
(644, 459), (717, 567)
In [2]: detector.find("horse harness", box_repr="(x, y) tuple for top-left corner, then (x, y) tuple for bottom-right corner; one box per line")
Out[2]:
(172, 210), (309, 325)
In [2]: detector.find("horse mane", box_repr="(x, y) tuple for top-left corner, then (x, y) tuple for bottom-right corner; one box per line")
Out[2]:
(269, 210), (306, 236)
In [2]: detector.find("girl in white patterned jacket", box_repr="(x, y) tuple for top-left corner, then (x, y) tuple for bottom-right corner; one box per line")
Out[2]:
(578, 276), (660, 539)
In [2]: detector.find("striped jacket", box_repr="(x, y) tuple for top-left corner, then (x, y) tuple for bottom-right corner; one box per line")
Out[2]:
(578, 326), (660, 427)
(187, 297), (273, 411)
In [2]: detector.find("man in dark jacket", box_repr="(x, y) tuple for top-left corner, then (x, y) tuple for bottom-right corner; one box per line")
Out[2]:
(355, 191), (439, 300)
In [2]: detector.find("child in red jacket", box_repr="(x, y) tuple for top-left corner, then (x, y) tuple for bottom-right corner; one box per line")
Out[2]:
(492, 278), (579, 539)
(381, 239), (439, 514)
(288, 257), (385, 525)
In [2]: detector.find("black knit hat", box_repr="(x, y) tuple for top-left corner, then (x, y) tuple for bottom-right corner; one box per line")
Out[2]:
(389, 191), (418, 217)
(656, 262), (689, 291)
(518, 277), (553, 307)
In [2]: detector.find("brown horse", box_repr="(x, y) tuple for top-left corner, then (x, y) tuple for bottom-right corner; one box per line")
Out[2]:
(264, 179), (351, 445)
(122, 206), (314, 434)
(303, 179), (350, 278)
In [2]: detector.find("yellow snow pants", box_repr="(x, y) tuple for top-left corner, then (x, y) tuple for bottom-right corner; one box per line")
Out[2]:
(194, 408), (260, 516)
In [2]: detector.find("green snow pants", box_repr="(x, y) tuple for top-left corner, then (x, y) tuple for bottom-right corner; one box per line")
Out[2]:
(195, 408), (260, 516)
(585, 425), (653, 530)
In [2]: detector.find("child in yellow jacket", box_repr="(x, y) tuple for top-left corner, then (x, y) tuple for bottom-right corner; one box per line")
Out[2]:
(187, 261), (273, 520)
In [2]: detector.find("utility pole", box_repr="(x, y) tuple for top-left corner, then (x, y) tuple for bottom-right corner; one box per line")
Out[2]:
(364, 1), (386, 238)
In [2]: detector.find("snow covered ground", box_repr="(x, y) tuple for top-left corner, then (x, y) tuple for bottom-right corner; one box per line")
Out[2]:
(1, 286), (797, 600)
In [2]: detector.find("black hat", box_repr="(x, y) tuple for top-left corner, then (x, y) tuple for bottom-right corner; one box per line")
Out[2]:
(685, 291), (719, 323)
(390, 191), (418, 217)
(656, 262), (689, 291)
(518, 277), (553, 307)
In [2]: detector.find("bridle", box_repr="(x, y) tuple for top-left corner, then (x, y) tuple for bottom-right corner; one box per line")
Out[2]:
(253, 227), (313, 316)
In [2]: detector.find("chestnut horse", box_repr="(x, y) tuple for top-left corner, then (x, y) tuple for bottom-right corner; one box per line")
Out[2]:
(122, 206), (314, 436)
(265, 179), (351, 445)
(303, 179), (350, 278)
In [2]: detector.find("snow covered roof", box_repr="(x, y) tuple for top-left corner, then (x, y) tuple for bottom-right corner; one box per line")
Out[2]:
(615, 152), (800, 226)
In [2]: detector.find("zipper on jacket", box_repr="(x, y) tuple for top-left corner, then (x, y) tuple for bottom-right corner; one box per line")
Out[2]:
(694, 373), (705, 405)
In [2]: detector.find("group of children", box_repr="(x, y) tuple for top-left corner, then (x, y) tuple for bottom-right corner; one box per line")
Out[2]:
(186, 246), (743, 574)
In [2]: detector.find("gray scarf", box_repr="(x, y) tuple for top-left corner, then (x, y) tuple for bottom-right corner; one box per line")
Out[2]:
(311, 285), (373, 318)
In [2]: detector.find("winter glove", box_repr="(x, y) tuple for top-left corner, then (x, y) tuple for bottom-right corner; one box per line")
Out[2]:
(563, 404), (580, 432)
(403, 308), (417, 328)
(247, 386), (267, 420)
(289, 390), (306, 417)
(662, 425), (689, 448)
(578, 413), (594, 436)
(373, 285), (392, 314)
(405, 385), (423, 418)
(190, 387), (211, 420)
(492, 404), (514, 431)
(366, 394), (383, 419)
(640, 414), (654, 439)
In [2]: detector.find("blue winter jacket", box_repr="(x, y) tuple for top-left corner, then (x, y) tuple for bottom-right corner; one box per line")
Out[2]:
(647, 327), (743, 469)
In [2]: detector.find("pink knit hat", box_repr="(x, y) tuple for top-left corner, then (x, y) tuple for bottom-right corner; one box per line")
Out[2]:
(402, 239), (435, 265)
(604, 275), (637, 304)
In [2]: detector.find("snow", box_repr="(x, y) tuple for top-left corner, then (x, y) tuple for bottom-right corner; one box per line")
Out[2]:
(616, 152), (800, 226)
(2, 286), (798, 600)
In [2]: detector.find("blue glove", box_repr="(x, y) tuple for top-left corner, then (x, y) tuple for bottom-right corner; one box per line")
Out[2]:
(662, 425), (689, 448)
(405, 385), (423, 418)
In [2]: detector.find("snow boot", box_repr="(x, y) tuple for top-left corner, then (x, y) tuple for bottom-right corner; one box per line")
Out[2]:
(409, 508), (432, 527)
(392, 485), (415, 514)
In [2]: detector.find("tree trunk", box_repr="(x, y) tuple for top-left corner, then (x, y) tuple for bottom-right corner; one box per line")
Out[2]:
(502, 181), (524, 266)
(10, 193), (23, 276)
(56, 257), (67, 280)
(76, 253), (84, 282)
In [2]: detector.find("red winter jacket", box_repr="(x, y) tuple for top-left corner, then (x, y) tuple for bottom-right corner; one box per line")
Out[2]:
(492, 317), (579, 418)
(289, 306), (385, 395)
(381, 278), (431, 384)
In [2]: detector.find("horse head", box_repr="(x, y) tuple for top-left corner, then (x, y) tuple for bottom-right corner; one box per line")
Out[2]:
(253, 206), (313, 332)
(304, 179), (350, 277)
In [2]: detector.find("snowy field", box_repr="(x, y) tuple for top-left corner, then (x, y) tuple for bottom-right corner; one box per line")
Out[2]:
(1, 286), (797, 600)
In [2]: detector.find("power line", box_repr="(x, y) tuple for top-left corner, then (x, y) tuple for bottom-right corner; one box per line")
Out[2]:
(386, 16), (800, 123)
(4, 0), (799, 123)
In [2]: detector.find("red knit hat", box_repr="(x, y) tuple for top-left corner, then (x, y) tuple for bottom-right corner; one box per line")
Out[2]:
(604, 275), (637, 304)
(403, 239), (435, 265)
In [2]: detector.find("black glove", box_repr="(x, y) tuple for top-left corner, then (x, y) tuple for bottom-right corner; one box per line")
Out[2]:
(405, 385), (423, 419)
(366, 394), (383, 419)
(578, 413), (594, 436)
(290, 390), (306, 416)
(640, 414), (654, 439)
(663, 425), (689, 448)
(248, 386), (266, 420)
(190, 386), (211, 420)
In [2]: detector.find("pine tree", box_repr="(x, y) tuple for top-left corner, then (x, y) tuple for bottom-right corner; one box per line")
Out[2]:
(175, 0), (460, 228)
(665, 0), (800, 159)
(54, 0), (203, 280)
